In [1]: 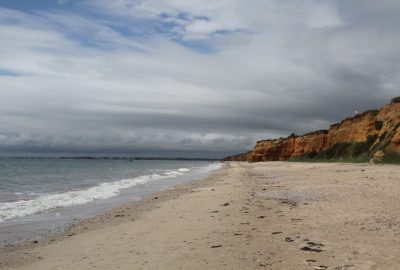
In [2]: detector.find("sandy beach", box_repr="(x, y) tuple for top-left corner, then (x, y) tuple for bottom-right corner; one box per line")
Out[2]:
(1, 162), (400, 270)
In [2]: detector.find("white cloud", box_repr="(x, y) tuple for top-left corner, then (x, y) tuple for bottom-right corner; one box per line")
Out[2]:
(82, 0), (346, 40)
(307, 3), (344, 28)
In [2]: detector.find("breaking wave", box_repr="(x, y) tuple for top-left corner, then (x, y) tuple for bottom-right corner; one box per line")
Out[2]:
(0, 163), (222, 222)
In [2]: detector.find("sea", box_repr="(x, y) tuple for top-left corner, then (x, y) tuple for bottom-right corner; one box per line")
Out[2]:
(0, 158), (222, 246)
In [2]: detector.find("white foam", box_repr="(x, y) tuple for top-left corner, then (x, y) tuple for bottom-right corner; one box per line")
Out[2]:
(0, 173), (165, 222)
(0, 163), (223, 223)
(164, 170), (184, 176)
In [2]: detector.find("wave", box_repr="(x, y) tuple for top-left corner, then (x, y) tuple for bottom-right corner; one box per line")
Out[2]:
(0, 163), (222, 222)
(0, 174), (163, 222)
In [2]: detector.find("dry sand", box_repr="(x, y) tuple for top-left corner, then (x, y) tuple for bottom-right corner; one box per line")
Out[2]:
(1, 162), (400, 270)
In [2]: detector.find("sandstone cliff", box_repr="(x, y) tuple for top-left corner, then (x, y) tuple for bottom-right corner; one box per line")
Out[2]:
(224, 97), (400, 163)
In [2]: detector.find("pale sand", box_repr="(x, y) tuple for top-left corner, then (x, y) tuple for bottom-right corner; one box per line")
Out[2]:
(1, 162), (400, 270)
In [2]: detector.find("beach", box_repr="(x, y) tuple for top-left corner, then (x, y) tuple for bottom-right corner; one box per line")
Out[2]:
(1, 162), (400, 270)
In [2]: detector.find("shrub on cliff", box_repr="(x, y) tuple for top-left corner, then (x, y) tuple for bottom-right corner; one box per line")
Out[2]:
(379, 131), (388, 141)
(371, 123), (400, 154)
(293, 134), (378, 163)
(375, 121), (383, 130)
(366, 134), (379, 145)
(316, 142), (353, 159)
(391, 97), (400, 103)
(382, 152), (400, 163)
(352, 135), (377, 157)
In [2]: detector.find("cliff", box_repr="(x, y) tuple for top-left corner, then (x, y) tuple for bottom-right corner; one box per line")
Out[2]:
(224, 97), (400, 163)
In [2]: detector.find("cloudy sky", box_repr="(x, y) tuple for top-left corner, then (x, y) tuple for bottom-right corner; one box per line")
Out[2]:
(0, 0), (399, 158)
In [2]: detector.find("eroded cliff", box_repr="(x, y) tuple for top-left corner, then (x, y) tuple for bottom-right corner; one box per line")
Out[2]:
(224, 97), (400, 163)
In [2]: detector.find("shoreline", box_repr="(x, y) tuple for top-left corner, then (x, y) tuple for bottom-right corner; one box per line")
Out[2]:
(2, 162), (400, 269)
(0, 164), (227, 268)
(0, 161), (222, 247)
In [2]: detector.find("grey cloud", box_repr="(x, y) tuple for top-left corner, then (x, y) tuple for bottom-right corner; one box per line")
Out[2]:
(0, 1), (399, 157)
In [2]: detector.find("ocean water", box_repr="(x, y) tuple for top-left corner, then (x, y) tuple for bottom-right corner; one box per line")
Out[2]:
(0, 158), (222, 245)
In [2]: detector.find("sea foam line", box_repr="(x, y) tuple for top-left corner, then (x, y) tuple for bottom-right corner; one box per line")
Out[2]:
(0, 163), (222, 223)
(0, 171), (178, 222)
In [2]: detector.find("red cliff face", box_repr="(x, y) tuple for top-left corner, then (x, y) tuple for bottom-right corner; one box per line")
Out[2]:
(375, 101), (400, 154)
(292, 130), (328, 158)
(224, 98), (400, 163)
(324, 110), (379, 149)
(248, 137), (296, 162)
(225, 151), (252, 162)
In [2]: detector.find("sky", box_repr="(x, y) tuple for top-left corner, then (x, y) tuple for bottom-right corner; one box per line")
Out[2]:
(0, 0), (399, 158)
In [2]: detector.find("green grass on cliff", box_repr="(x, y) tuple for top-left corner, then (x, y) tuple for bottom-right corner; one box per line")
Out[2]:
(289, 153), (371, 163)
(289, 128), (400, 164)
(379, 152), (400, 164)
(289, 135), (378, 163)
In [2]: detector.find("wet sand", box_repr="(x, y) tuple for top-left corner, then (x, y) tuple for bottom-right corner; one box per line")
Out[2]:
(1, 162), (400, 270)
